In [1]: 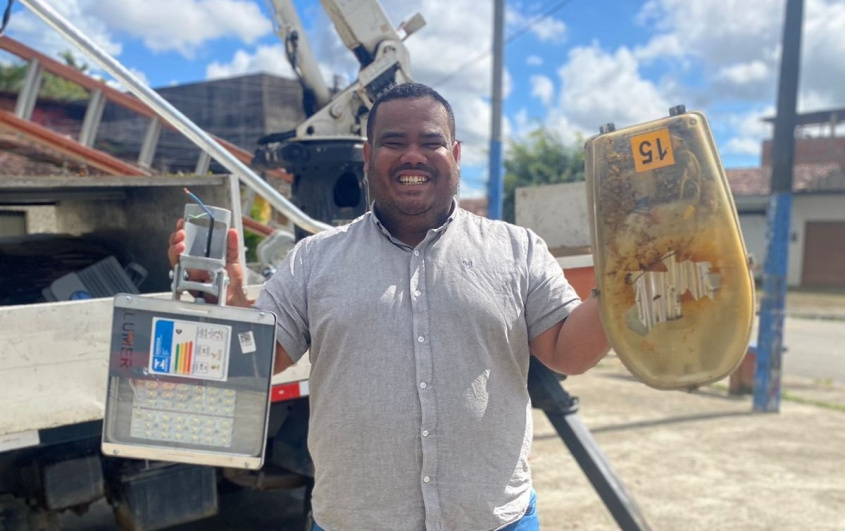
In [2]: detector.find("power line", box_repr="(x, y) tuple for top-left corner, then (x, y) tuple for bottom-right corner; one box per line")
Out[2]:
(431, 0), (577, 89)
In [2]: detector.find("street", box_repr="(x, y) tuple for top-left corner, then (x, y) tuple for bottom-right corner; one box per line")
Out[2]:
(754, 317), (845, 384)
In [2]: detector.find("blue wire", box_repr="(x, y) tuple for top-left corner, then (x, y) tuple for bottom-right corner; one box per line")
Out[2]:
(183, 187), (215, 258)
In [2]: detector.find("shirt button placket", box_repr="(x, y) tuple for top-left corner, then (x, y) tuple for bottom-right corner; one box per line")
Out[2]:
(411, 245), (439, 522)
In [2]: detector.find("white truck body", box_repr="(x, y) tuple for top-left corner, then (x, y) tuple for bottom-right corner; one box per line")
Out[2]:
(0, 289), (312, 443)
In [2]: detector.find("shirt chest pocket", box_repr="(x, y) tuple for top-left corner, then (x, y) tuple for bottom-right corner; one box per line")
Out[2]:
(437, 265), (524, 328)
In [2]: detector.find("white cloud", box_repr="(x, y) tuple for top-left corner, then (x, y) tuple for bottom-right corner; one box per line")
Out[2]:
(544, 113), (580, 146)
(526, 55), (543, 67)
(725, 137), (762, 157)
(362, 0), (497, 166)
(205, 45), (295, 79)
(636, 0), (782, 66)
(558, 44), (670, 133)
(634, 34), (684, 62)
(530, 75), (554, 107)
(506, 9), (567, 44)
(717, 61), (770, 85)
(529, 17), (567, 43)
(6, 0), (122, 63)
(799, 0), (845, 111)
(633, 0), (783, 104)
(718, 107), (774, 159)
(630, 0), (845, 120)
(711, 60), (774, 101)
(512, 108), (532, 139)
(87, 0), (270, 57)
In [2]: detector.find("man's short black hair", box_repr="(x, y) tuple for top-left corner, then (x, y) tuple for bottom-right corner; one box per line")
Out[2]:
(366, 83), (456, 142)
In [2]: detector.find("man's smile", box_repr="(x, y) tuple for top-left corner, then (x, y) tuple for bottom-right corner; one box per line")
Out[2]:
(398, 174), (431, 185)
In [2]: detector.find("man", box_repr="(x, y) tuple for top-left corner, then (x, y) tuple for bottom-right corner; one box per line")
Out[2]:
(169, 83), (609, 531)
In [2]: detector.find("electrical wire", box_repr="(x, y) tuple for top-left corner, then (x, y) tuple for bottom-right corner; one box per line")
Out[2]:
(183, 187), (215, 259)
(431, 0), (577, 88)
(0, 0), (15, 37)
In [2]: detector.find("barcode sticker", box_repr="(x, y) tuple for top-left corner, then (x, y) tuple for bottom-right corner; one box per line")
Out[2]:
(238, 331), (256, 354)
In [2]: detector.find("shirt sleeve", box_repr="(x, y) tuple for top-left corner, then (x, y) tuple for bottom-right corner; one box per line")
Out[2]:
(523, 228), (582, 341)
(253, 239), (311, 363)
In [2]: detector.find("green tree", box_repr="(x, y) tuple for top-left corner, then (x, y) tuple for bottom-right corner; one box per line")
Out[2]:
(502, 126), (585, 222)
(0, 50), (89, 101)
(0, 62), (27, 93)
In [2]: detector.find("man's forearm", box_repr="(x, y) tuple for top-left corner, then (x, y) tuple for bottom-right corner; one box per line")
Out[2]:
(553, 295), (611, 374)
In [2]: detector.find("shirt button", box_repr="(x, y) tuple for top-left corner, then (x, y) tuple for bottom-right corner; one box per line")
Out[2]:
(422, 430), (429, 437)
(414, 290), (421, 296)
(420, 382), (427, 389)
(423, 476), (431, 483)
(413, 250), (420, 256)
(417, 336), (424, 343)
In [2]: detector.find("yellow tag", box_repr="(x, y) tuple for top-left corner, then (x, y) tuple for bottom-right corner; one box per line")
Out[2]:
(631, 128), (675, 173)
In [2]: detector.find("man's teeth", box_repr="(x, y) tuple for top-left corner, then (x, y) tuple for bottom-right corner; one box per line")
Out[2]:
(399, 175), (429, 184)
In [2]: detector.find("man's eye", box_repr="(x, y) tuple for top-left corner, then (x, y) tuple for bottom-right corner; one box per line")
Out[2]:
(425, 143), (445, 149)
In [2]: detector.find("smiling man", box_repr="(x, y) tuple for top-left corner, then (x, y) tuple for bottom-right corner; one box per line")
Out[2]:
(169, 82), (609, 531)
(363, 85), (460, 247)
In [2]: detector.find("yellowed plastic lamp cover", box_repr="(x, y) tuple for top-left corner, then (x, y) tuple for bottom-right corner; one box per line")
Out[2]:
(585, 111), (755, 390)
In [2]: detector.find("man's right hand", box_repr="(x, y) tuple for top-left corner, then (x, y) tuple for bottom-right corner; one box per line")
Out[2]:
(168, 220), (295, 374)
(167, 218), (251, 308)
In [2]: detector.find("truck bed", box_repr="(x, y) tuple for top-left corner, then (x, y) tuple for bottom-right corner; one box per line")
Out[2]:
(0, 289), (310, 438)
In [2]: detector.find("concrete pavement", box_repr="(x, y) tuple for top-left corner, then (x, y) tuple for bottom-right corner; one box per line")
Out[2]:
(531, 356), (845, 530)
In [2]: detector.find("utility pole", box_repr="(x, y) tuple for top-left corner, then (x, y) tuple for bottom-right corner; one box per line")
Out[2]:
(753, 0), (804, 412)
(487, 0), (505, 220)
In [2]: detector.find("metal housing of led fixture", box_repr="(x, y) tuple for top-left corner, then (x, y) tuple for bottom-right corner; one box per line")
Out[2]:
(102, 200), (277, 469)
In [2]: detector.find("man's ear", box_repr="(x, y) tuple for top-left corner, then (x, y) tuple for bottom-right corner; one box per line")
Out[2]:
(452, 140), (461, 165)
(363, 141), (372, 172)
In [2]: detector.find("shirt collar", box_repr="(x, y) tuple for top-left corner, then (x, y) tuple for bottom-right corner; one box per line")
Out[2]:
(369, 198), (460, 248)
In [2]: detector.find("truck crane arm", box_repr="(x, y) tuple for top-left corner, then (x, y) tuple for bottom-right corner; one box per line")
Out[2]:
(265, 0), (424, 140)
(256, 0), (426, 241)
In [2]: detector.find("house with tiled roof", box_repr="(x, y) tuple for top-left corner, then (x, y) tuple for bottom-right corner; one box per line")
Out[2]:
(726, 109), (845, 288)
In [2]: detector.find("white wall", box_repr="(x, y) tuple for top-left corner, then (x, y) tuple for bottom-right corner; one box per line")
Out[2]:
(514, 181), (591, 252)
(737, 214), (768, 279)
(735, 194), (845, 286)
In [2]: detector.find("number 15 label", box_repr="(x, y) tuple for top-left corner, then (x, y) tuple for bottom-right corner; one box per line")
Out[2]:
(631, 128), (675, 173)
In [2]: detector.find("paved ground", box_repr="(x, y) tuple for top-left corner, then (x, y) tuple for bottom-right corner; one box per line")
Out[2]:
(532, 355), (845, 530)
(779, 289), (845, 321)
(531, 288), (845, 530)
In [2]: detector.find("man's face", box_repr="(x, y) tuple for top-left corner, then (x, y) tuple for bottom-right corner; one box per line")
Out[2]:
(364, 96), (461, 231)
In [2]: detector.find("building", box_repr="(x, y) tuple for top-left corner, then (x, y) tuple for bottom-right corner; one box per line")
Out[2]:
(727, 108), (845, 288)
(96, 73), (308, 173)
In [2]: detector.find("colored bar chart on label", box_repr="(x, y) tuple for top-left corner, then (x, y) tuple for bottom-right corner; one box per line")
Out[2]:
(149, 317), (231, 382)
(174, 341), (194, 375)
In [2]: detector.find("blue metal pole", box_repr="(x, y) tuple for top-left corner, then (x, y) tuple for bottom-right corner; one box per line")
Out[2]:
(753, 193), (792, 411)
(488, 140), (503, 220)
(487, 0), (505, 220)
(753, 0), (803, 412)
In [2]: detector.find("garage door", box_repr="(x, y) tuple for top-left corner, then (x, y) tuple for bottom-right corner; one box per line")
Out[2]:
(801, 221), (845, 287)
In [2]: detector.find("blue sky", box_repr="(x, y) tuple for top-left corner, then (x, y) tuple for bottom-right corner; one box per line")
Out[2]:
(4, 0), (845, 198)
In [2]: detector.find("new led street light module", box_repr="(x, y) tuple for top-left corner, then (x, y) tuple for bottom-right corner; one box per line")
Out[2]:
(102, 199), (277, 469)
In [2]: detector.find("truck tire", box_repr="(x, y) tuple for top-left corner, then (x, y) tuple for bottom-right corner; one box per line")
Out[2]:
(0, 496), (59, 531)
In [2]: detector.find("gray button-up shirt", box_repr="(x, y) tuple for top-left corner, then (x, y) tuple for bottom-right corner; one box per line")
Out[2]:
(256, 203), (580, 531)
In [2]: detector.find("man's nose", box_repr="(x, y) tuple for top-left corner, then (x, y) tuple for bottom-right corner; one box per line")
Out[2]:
(399, 143), (427, 164)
